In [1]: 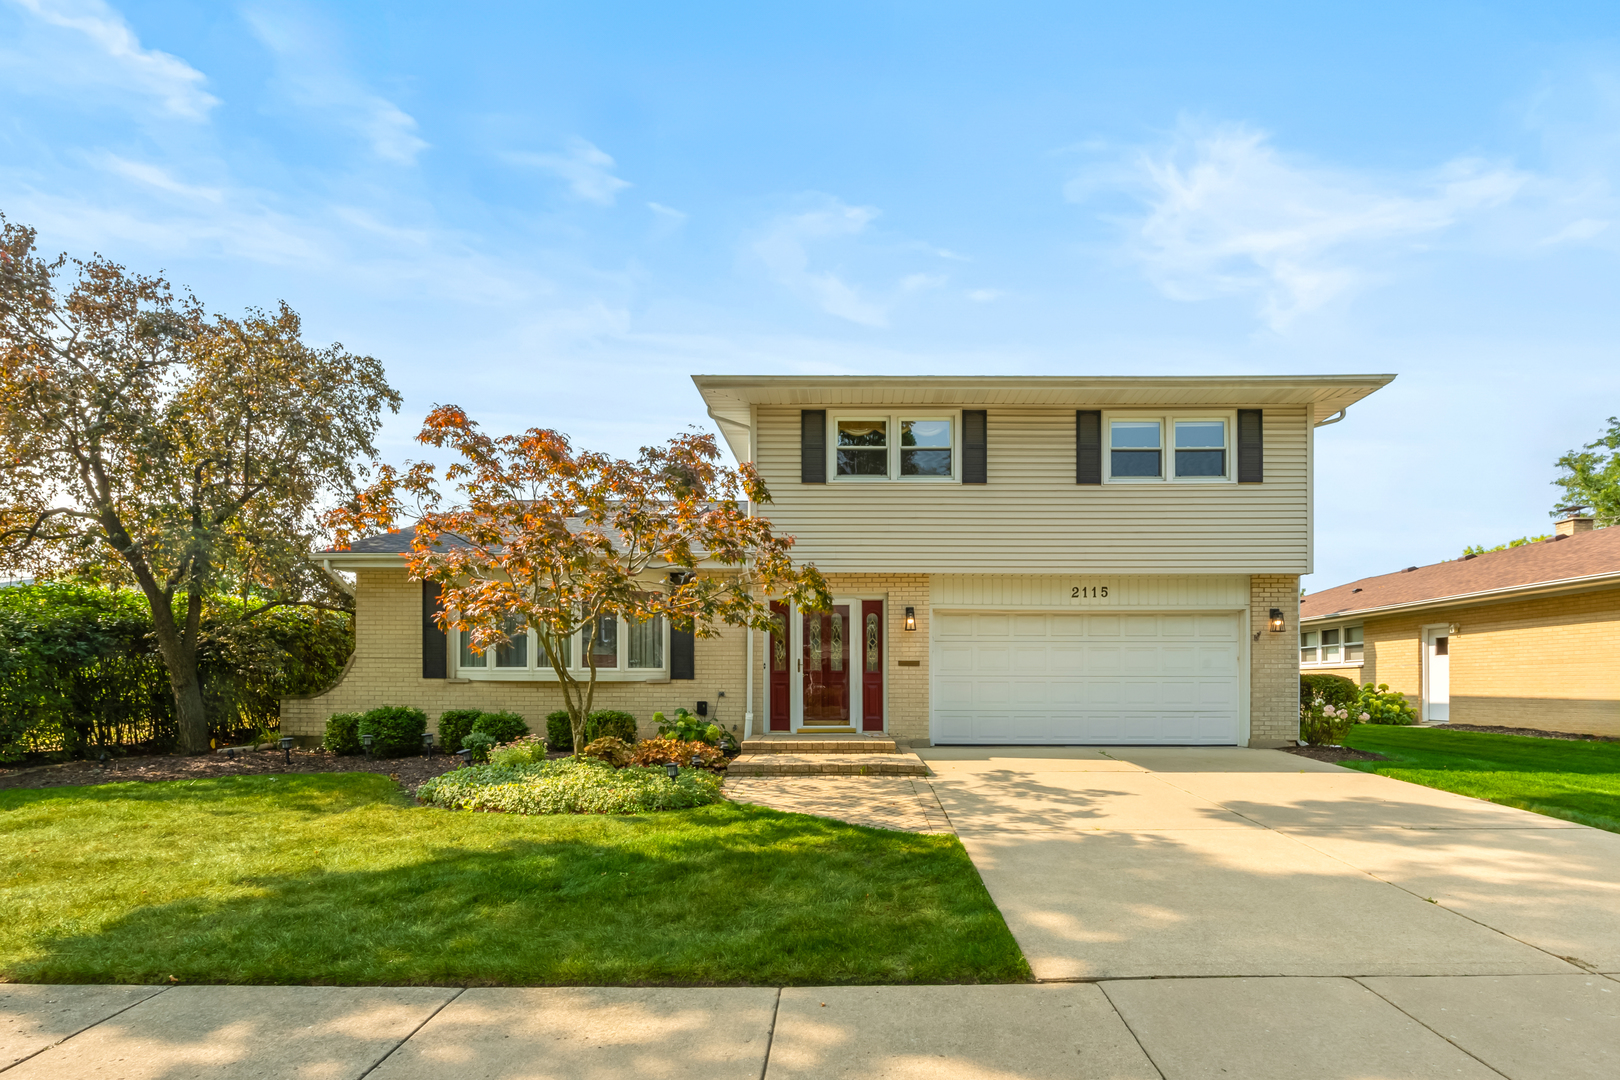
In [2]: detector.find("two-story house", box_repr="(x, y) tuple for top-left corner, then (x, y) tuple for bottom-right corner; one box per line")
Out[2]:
(282, 374), (1393, 749)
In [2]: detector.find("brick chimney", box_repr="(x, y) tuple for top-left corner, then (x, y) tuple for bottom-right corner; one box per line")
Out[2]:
(1556, 515), (1595, 537)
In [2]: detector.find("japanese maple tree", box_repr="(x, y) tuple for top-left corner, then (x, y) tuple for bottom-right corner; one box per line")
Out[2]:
(328, 405), (830, 753)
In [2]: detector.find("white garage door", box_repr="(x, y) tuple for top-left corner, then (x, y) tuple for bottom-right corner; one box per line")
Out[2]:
(932, 611), (1242, 744)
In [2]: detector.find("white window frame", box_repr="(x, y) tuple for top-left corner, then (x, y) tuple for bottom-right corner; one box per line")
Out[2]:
(828, 412), (960, 482)
(1102, 410), (1237, 484)
(1300, 623), (1364, 668)
(453, 614), (670, 682)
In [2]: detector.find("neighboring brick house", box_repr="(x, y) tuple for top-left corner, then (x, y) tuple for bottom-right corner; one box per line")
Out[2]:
(284, 373), (1393, 748)
(1299, 516), (1620, 736)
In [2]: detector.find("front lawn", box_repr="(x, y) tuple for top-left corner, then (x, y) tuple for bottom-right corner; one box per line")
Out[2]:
(0, 774), (1029, 986)
(1342, 725), (1620, 832)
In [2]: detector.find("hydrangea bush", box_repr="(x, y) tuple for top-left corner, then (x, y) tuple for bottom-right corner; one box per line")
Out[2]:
(1299, 697), (1367, 746)
(1357, 683), (1418, 725)
(417, 757), (723, 815)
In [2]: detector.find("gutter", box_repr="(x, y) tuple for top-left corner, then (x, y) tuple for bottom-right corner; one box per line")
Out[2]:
(1301, 568), (1620, 623)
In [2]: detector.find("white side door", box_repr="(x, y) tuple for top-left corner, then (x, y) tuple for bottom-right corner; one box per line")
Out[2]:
(1423, 628), (1451, 723)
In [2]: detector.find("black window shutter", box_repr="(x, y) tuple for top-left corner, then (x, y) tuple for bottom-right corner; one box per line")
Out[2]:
(1076, 410), (1102, 485)
(421, 581), (447, 679)
(670, 627), (695, 680)
(800, 410), (826, 484)
(962, 410), (987, 484)
(1237, 409), (1264, 483)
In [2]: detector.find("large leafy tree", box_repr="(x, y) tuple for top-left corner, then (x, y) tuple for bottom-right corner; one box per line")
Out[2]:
(1553, 416), (1620, 527)
(0, 216), (400, 754)
(328, 405), (830, 754)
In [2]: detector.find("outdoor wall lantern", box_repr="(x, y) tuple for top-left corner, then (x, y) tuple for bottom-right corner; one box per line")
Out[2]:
(904, 606), (917, 632)
(422, 732), (435, 756)
(361, 733), (375, 756)
(279, 736), (295, 765)
(1269, 608), (1285, 632)
(665, 762), (680, 780)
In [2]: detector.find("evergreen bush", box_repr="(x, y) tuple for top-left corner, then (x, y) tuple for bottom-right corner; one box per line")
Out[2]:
(471, 710), (529, 744)
(546, 709), (639, 752)
(323, 712), (363, 755)
(1299, 673), (1359, 710)
(358, 705), (427, 757)
(435, 709), (482, 754)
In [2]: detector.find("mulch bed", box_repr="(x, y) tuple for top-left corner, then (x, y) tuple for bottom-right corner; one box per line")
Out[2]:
(1280, 745), (1390, 764)
(0, 749), (464, 795)
(1445, 723), (1620, 743)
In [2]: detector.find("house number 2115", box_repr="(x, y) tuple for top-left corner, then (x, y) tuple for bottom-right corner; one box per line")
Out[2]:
(1072, 586), (1109, 598)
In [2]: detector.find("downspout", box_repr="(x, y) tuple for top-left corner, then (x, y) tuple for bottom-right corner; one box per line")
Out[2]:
(1314, 408), (1348, 427)
(706, 401), (759, 738)
(321, 559), (355, 598)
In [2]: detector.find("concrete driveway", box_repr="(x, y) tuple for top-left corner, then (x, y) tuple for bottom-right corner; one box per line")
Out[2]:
(919, 744), (1620, 1078)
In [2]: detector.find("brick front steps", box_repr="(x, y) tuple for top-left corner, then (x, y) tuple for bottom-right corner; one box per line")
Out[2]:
(729, 734), (928, 776)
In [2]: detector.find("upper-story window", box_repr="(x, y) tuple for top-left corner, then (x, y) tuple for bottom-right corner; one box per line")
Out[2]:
(1301, 624), (1363, 667)
(833, 414), (956, 480)
(1105, 413), (1233, 482)
(836, 420), (888, 476)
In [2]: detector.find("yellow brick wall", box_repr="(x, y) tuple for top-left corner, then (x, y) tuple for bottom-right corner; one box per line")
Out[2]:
(280, 568), (748, 743)
(1362, 587), (1620, 736)
(1249, 574), (1302, 746)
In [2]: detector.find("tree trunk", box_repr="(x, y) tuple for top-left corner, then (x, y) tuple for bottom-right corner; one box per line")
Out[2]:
(143, 587), (210, 754)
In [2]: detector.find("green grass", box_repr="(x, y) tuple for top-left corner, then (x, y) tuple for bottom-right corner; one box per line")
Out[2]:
(1343, 725), (1620, 832)
(0, 774), (1029, 987)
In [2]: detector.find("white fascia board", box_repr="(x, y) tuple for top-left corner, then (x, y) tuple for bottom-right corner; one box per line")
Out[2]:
(1300, 571), (1620, 624)
(320, 552), (408, 570)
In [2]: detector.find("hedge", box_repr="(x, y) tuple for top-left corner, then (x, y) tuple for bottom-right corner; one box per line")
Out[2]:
(0, 582), (351, 762)
(1300, 673), (1359, 710)
(546, 709), (639, 752)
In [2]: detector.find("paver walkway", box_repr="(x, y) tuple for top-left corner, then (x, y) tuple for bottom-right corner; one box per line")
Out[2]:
(7, 747), (1619, 1078)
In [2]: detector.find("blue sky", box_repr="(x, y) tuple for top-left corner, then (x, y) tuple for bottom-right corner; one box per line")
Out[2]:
(3, 1), (1618, 590)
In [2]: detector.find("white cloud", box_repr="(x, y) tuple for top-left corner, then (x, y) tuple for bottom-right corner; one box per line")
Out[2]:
(243, 5), (428, 165)
(647, 202), (686, 222)
(506, 139), (632, 205)
(96, 153), (222, 203)
(967, 288), (1003, 303)
(752, 199), (890, 326)
(1071, 122), (1527, 328)
(2, 0), (218, 119)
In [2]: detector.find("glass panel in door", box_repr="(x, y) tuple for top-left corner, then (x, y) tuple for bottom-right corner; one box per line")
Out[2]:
(802, 605), (851, 725)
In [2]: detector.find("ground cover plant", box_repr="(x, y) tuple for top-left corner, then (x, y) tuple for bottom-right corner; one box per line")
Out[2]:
(418, 757), (722, 815)
(1343, 725), (1620, 832)
(0, 774), (1029, 986)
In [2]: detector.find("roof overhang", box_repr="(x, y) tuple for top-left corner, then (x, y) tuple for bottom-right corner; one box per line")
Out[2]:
(692, 374), (1397, 462)
(1301, 570), (1620, 624)
(319, 552), (408, 570)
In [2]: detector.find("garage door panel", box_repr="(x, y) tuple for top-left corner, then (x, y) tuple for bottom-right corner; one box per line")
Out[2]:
(933, 609), (1241, 745)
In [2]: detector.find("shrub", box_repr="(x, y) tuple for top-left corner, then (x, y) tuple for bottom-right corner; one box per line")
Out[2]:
(1300, 673), (1359, 710)
(1299, 697), (1362, 746)
(472, 710), (529, 744)
(488, 734), (548, 768)
(546, 709), (639, 752)
(1358, 683), (1418, 725)
(436, 709), (482, 754)
(654, 708), (723, 746)
(322, 712), (363, 755)
(628, 736), (727, 770)
(462, 730), (497, 763)
(417, 756), (723, 815)
(581, 736), (633, 767)
(357, 705), (428, 757)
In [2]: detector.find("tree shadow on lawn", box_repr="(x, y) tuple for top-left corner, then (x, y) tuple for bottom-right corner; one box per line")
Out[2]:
(5, 788), (1031, 989)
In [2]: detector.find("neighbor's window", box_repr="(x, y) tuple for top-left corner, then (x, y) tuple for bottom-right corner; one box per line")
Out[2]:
(1110, 420), (1162, 478)
(1301, 625), (1363, 666)
(1174, 420), (1227, 478)
(900, 419), (953, 477)
(836, 419), (888, 476)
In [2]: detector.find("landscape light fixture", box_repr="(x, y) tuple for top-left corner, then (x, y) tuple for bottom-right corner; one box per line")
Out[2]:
(422, 732), (435, 756)
(456, 748), (473, 764)
(691, 755), (703, 768)
(279, 736), (294, 765)
(1269, 609), (1285, 632)
(904, 606), (916, 632)
(225, 748), (235, 761)
(665, 762), (679, 780)
(361, 733), (375, 756)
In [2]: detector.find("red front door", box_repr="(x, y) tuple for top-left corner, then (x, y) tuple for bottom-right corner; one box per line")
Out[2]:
(861, 600), (884, 731)
(802, 604), (851, 725)
(768, 601), (790, 731)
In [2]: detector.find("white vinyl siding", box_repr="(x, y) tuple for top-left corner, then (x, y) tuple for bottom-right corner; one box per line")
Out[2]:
(755, 406), (1310, 573)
